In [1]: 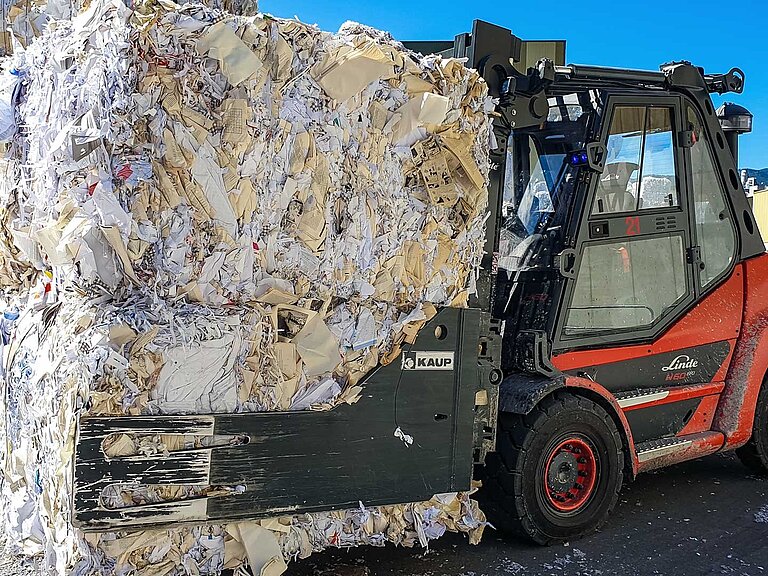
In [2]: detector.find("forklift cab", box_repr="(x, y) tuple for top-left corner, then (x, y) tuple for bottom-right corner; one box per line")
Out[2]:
(494, 68), (763, 362)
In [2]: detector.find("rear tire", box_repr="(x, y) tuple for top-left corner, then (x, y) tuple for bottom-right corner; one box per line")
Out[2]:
(480, 392), (624, 545)
(736, 384), (768, 474)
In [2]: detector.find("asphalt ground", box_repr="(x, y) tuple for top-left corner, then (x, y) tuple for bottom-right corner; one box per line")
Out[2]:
(288, 453), (768, 576)
(1, 453), (765, 576)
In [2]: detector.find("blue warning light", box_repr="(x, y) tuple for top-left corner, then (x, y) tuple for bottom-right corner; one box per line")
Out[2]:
(569, 151), (589, 166)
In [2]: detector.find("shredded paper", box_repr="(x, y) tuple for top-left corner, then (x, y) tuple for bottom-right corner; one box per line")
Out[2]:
(0, 0), (494, 572)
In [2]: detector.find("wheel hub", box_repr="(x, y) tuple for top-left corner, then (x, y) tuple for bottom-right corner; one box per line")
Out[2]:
(548, 451), (579, 490)
(543, 437), (598, 513)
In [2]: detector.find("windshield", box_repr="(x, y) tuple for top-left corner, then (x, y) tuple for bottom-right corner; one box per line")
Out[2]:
(499, 92), (594, 272)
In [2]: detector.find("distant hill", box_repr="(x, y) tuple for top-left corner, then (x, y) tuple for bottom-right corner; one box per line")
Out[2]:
(744, 168), (768, 187)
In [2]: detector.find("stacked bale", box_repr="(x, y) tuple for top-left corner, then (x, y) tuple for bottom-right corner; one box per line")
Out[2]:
(0, 0), (494, 573)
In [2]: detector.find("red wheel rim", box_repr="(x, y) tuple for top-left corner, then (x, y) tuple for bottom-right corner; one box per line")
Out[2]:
(543, 437), (598, 513)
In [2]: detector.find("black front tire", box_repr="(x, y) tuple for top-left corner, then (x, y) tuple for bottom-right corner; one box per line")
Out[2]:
(480, 392), (624, 545)
(736, 383), (768, 474)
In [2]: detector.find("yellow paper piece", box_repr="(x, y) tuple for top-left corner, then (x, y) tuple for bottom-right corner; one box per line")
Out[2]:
(312, 42), (394, 102)
(339, 385), (363, 405)
(296, 204), (326, 252)
(254, 287), (299, 306)
(101, 433), (136, 458)
(261, 518), (291, 534)
(288, 131), (311, 175)
(441, 133), (486, 190)
(181, 106), (214, 132)
(109, 324), (138, 349)
(393, 92), (450, 142)
(221, 98), (250, 143)
(153, 162), (183, 207)
(373, 268), (395, 301)
(239, 368), (257, 403)
(402, 73), (435, 95)
(274, 32), (294, 83)
(100, 226), (140, 284)
(276, 376), (299, 410)
(197, 22), (263, 87)
(403, 241), (425, 287)
(293, 314), (341, 377)
(234, 523), (288, 576)
(274, 342), (299, 378)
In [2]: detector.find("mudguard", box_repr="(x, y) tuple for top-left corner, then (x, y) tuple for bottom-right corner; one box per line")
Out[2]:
(498, 372), (566, 415)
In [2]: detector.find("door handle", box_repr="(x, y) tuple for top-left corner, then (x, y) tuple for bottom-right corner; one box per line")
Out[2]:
(558, 248), (578, 279)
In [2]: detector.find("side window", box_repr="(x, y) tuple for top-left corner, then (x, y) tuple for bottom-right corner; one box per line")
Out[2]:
(564, 235), (688, 336)
(593, 107), (643, 214)
(687, 106), (737, 289)
(593, 106), (679, 215)
(640, 108), (677, 210)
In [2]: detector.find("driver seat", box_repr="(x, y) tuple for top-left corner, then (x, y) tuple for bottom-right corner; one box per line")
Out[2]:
(594, 162), (639, 214)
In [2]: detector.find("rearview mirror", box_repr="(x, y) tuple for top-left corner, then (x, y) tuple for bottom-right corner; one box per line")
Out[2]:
(586, 142), (607, 173)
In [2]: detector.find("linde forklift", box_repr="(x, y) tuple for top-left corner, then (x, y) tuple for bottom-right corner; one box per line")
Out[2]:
(74, 21), (768, 545)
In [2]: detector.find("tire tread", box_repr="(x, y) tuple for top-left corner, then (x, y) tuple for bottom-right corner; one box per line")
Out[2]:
(480, 392), (624, 545)
(736, 384), (768, 474)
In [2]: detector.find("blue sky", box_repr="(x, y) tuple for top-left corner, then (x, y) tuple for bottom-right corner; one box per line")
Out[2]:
(263, 0), (768, 169)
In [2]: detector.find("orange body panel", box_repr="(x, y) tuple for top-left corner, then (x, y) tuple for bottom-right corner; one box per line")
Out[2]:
(676, 394), (720, 436)
(716, 253), (768, 448)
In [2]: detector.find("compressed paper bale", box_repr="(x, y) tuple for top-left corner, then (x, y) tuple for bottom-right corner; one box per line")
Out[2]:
(3, 0), (491, 317)
(0, 296), (486, 575)
(0, 0), (494, 573)
(0, 0), (492, 413)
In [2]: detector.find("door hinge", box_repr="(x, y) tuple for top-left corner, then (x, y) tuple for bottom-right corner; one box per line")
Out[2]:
(686, 245), (702, 265)
(678, 129), (694, 148)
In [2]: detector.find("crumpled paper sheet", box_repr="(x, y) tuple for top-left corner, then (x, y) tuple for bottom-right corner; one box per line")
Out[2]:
(0, 0), (493, 573)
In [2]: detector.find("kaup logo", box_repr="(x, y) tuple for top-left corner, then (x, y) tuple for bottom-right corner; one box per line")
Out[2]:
(402, 351), (455, 371)
(661, 354), (699, 372)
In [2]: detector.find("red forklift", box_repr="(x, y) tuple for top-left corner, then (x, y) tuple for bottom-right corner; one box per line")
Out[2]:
(74, 20), (768, 547)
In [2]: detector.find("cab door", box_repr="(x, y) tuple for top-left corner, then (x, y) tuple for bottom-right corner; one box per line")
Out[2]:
(550, 94), (742, 443)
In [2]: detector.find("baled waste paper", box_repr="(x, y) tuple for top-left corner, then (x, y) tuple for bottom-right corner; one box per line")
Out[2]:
(0, 0), (495, 573)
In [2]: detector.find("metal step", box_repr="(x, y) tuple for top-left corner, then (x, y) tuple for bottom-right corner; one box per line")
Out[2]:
(615, 388), (670, 409)
(615, 381), (725, 411)
(635, 436), (693, 463)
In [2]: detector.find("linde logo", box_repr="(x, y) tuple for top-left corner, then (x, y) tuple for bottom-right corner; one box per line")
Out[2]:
(661, 354), (699, 372)
(402, 351), (455, 371)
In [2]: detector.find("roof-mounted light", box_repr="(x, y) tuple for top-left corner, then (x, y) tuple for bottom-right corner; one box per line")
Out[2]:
(717, 102), (753, 135)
